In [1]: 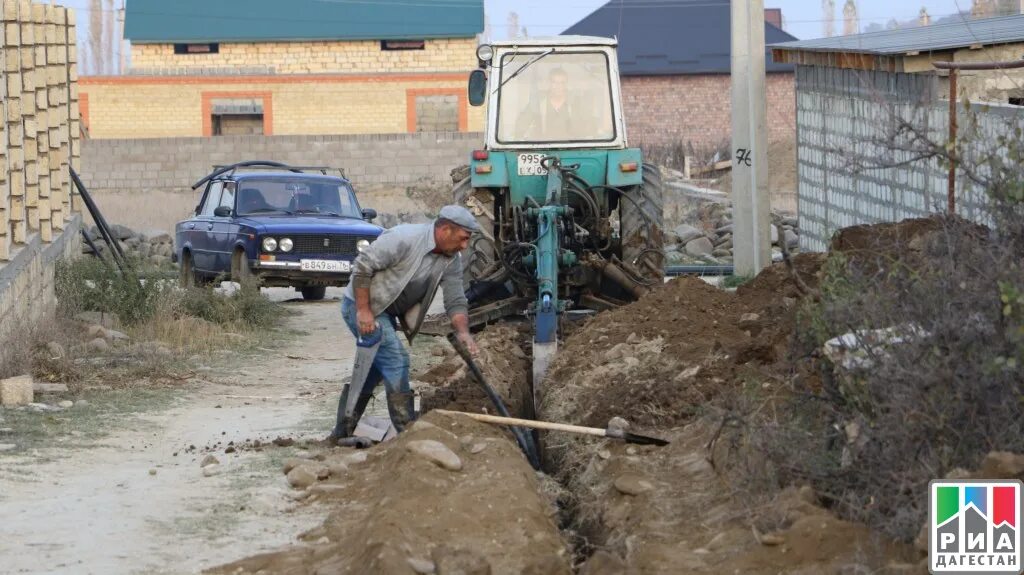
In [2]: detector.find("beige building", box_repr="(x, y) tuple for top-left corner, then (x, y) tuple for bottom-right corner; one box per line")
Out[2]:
(81, 0), (485, 139)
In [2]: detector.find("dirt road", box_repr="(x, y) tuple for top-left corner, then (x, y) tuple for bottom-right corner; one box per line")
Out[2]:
(0, 288), (362, 575)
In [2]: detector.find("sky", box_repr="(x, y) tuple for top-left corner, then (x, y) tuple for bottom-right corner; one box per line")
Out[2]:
(484, 0), (973, 41)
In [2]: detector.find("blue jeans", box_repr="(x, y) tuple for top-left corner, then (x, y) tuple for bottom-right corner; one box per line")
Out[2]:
(334, 297), (411, 436)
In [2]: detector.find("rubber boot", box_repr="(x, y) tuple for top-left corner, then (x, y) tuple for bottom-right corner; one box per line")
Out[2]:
(386, 390), (417, 433)
(332, 384), (375, 440)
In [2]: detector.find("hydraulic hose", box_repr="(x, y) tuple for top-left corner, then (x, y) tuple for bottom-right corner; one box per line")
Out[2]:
(446, 332), (542, 469)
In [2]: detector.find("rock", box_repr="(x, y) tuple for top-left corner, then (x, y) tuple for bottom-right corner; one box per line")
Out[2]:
(607, 416), (630, 432)
(614, 474), (654, 496)
(770, 224), (779, 244)
(45, 341), (65, 358)
(0, 375), (34, 407)
(33, 382), (68, 394)
(740, 312), (760, 323)
(111, 224), (135, 240)
(980, 451), (1024, 479)
(282, 457), (314, 474)
(87, 338), (110, 353)
(87, 325), (107, 339)
(406, 440), (463, 471)
(105, 329), (130, 341)
(431, 347), (445, 357)
(202, 464), (223, 477)
(674, 365), (701, 381)
(782, 216), (799, 227)
(0, 444), (16, 452)
(469, 442), (487, 455)
(623, 356), (640, 369)
(758, 532), (785, 546)
(712, 249), (731, 258)
(717, 239), (733, 250)
(57, 400), (74, 409)
(149, 233), (172, 244)
(286, 465), (321, 489)
(685, 237), (714, 257)
(673, 224), (704, 244)
(407, 557), (436, 574)
(200, 454), (220, 468)
(149, 469), (157, 476)
(714, 233), (732, 246)
(75, 400), (89, 407)
(327, 463), (349, 477)
(272, 437), (295, 447)
(603, 343), (630, 362)
(344, 451), (369, 465)
(784, 229), (799, 249)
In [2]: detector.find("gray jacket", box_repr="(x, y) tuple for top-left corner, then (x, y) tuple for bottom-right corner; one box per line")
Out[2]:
(344, 222), (468, 342)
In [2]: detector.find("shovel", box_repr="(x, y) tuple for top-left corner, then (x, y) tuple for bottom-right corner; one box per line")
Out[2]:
(434, 409), (670, 446)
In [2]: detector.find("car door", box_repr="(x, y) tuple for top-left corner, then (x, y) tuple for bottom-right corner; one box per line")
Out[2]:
(211, 182), (237, 272)
(191, 181), (223, 272)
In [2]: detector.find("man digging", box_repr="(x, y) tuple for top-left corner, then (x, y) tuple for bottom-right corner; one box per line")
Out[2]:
(331, 205), (481, 445)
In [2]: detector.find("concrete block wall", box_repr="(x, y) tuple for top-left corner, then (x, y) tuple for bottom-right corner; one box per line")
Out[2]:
(620, 73), (796, 149)
(794, 65), (1020, 252)
(0, 0), (81, 346)
(129, 38), (478, 76)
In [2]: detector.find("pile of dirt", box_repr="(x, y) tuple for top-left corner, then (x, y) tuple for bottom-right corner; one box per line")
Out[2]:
(417, 323), (533, 417)
(542, 253), (825, 431)
(213, 411), (571, 575)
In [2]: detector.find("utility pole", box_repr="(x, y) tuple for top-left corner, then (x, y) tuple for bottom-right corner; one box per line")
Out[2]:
(730, 0), (771, 276)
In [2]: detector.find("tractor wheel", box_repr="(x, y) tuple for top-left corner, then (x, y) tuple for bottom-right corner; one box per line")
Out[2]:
(300, 286), (327, 301)
(619, 163), (665, 280)
(453, 177), (498, 286)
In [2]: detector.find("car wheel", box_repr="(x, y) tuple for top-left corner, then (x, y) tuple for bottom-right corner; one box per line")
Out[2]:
(300, 286), (327, 301)
(231, 249), (258, 290)
(179, 251), (196, 288)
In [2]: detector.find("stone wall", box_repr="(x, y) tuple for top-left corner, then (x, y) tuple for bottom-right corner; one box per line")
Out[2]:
(129, 38), (478, 75)
(621, 73), (796, 149)
(78, 132), (481, 232)
(0, 0), (82, 343)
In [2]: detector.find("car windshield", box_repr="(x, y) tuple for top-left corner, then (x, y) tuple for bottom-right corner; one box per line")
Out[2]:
(235, 178), (361, 217)
(495, 51), (615, 145)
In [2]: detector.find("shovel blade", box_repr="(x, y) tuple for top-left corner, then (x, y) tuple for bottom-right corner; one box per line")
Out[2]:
(623, 431), (670, 446)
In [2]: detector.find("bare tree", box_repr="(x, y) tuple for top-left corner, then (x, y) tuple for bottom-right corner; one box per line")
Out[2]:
(506, 11), (519, 40)
(822, 0), (835, 38)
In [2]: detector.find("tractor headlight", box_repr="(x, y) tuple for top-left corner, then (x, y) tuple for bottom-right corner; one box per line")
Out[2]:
(476, 44), (493, 63)
(357, 239), (371, 253)
(262, 237), (278, 252)
(278, 238), (293, 252)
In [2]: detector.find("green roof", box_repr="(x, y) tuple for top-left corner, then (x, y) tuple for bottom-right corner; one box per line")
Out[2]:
(125, 0), (484, 44)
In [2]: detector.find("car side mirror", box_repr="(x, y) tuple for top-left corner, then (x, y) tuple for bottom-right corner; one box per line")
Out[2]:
(213, 206), (233, 218)
(468, 70), (487, 107)
(361, 208), (377, 221)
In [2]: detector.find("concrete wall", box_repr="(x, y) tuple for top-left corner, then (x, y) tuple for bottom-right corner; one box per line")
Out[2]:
(78, 132), (482, 232)
(621, 73), (796, 149)
(79, 74), (484, 139)
(794, 65), (1021, 251)
(0, 0), (82, 346)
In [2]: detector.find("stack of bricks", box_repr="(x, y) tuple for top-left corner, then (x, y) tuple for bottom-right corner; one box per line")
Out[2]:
(0, 0), (78, 260)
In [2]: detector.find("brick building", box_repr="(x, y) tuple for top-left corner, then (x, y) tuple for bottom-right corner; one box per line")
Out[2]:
(563, 0), (798, 152)
(80, 0), (485, 139)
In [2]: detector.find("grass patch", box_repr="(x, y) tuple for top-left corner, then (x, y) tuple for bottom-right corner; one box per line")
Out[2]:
(720, 274), (754, 289)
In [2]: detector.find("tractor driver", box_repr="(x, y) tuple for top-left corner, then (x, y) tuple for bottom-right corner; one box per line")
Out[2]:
(330, 205), (481, 444)
(515, 67), (579, 141)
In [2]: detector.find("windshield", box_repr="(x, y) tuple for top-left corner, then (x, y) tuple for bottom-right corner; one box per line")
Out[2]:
(496, 51), (615, 145)
(235, 178), (361, 217)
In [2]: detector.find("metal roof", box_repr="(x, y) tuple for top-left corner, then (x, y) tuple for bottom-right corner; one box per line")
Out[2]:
(125, 0), (484, 44)
(771, 13), (1024, 56)
(561, 0), (797, 76)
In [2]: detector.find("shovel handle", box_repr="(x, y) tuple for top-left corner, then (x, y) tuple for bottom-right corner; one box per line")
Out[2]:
(434, 409), (608, 439)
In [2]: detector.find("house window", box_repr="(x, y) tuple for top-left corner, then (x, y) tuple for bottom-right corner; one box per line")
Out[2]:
(175, 43), (219, 55)
(211, 98), (264, 136)
(415, 95), (458, 132)
(1010, 97), (1024, 107)
(381, 40), (425, 51)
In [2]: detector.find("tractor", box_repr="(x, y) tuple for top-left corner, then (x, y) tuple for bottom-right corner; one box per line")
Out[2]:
(453, 36), (664, 388)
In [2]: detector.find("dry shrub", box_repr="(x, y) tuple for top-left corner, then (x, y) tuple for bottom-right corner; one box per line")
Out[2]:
(735, 215), (1024, 541)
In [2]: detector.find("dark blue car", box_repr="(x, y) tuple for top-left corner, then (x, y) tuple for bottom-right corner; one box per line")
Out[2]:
(174, 162), (383, 300)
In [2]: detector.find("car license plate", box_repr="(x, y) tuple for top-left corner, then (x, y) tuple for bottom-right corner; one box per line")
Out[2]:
(300, 259), (351, 273)
(517, 153), (548, 176)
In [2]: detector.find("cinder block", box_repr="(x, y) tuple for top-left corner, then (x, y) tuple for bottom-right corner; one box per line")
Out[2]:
(0, 375), (34, 406)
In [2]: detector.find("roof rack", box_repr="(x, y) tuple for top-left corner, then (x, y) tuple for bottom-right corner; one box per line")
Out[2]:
(191, 160), (346, 190)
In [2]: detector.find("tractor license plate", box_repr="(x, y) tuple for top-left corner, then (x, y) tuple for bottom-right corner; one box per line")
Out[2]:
(300, 259), (350, 273)
(517, 153), (548, 176)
